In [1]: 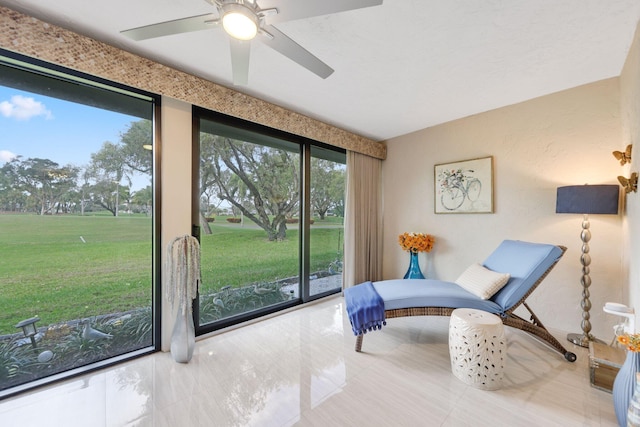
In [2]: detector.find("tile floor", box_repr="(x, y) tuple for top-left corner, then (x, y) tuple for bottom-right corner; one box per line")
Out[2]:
(0, 296), (618, 426)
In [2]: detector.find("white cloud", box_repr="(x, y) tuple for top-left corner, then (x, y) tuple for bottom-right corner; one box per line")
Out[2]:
(0, 150), (16, 163)
(0, 95), (53, 121)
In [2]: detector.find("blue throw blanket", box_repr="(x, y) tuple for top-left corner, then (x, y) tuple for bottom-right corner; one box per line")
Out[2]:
(345, 281), (386, 336)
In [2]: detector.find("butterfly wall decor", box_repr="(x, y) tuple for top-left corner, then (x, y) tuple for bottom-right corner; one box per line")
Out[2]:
(617, 172), (638, 193)
(612, 144), (632, 166)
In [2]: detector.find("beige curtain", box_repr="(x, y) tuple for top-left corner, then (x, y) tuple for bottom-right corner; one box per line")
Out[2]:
(343, 150), (383, 289)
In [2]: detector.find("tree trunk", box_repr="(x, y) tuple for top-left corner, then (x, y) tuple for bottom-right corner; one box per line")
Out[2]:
(199, 211), (212, 235)
(276, 221), (287, 241)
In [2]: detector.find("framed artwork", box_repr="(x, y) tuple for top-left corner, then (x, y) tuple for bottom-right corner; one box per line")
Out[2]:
(434, 156), (494, 214)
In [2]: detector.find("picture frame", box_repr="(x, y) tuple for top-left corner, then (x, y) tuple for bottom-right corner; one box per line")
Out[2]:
(434, 156), (494, 214)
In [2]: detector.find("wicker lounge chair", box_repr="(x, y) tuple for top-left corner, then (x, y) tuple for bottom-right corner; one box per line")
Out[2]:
(349, 240), (576, 362)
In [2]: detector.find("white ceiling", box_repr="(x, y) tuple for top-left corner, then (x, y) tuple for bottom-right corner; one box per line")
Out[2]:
(2, 0), (640, 142)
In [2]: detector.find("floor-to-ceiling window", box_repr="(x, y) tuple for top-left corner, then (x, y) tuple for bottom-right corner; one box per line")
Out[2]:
(309, 146), (345, 298)
(194, 109), (344, 332)
(0, 51), (159, 398)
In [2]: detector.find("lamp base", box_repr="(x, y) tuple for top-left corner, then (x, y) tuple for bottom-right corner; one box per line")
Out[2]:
(567, 332), (605, 348)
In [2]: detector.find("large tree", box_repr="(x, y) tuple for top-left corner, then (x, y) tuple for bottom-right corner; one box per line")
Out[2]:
(200, 134), (299, 241)
(310, 158), (345, 220)
(119, 120), (153, 175)
(2, 157), (78, 215)
(86, 120), (153, 216)
(0, 158), (27, 212)
(88, 141), (131, 216)
(88, 179), (129, 216)
(131, 185), (153, 215)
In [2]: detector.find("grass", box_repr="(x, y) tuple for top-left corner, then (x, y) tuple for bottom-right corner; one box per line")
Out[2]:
(0, 214), (343, 335)
(200, 224), (341, 291)
(0, 214), (152, 335)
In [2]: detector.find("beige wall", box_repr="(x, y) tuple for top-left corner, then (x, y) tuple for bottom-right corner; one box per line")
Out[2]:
(160, 97), (193, 351)
(382, 78), (625, 339)
(620, 21), (640, 326)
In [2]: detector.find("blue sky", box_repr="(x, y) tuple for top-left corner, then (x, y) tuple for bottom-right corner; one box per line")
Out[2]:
(0, 86), (149, 189)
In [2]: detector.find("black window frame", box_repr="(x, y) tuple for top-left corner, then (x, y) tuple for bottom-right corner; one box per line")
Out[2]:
(0, 48), (162, 399)
(192, 106), (345, 336)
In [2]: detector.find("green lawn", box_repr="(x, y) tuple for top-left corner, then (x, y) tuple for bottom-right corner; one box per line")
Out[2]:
(0, 214), (342, 335)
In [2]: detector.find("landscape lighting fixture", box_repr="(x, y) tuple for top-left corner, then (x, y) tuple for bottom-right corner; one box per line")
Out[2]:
(15, 316), (41, 348)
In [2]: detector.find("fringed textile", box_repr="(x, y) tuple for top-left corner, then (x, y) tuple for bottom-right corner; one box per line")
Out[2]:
(166, 235), (201, 315)
(345, 281), (386, 336)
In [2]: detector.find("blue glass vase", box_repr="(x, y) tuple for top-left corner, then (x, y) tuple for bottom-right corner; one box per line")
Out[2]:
(403, 251), (425, 279)
(613, 350), (640, 426)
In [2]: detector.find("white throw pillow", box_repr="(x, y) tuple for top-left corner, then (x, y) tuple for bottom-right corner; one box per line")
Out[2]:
(455, 263), (511, 300)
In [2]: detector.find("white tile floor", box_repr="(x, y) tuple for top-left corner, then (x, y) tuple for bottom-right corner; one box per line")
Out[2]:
(0, 296), (618, 426)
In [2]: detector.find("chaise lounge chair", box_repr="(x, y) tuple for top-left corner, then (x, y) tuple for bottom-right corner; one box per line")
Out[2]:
(345, 240), (576, 362)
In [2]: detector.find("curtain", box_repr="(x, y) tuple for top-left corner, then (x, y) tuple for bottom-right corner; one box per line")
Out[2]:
(343, 150), (383, 289)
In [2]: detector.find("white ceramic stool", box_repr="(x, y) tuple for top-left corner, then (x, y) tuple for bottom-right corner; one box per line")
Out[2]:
(448, 308), (506, 390)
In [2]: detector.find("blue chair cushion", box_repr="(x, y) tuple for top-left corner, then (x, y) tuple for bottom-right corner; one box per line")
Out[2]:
(372, 240), (562, 314)
(373, 279), (503, 314)
(484, 240), (563, 310)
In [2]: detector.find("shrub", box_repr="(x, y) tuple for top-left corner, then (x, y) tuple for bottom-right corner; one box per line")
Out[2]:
(227, 218), (241, 223)
(0, 308), (154, 392)
(0, 338), (32, 382)
(206, 217), (215, 223)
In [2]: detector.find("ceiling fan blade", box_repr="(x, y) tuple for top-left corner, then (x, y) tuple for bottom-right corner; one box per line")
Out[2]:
(261, 26), (334, 79)
(258, 0), (383, 25)
(121, 13), (219, 41)
(230, 39), (251, 85)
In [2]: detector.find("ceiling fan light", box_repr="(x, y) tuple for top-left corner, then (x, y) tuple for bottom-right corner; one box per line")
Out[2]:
(222, 8), (258, 41)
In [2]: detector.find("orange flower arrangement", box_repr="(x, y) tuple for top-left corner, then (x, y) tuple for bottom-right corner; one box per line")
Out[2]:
(617, 333), (640, 352)
(398, 232), (435, 254)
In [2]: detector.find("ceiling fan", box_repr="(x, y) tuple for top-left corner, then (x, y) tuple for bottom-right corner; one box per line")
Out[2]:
(121, 0), (383, 85)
